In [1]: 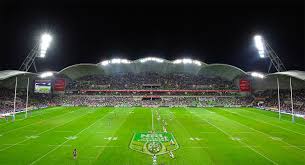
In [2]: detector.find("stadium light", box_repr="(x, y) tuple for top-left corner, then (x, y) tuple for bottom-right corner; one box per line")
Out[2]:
(40, 33), (52, 58)
(254, 35), (265, 58)
(111, 58), (130, 64)
(101, 60), (110, 66)
(40, 71), (54, 78)
(101, 58), (130, 66)
(173, 58), (201, 66)
(139, 57), (164, 63)
(250, 72), (265, 79)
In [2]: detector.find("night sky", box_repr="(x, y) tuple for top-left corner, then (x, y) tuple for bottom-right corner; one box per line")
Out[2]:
(0, 1), (304, 73)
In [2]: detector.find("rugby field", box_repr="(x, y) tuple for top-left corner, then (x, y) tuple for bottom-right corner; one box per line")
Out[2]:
(1, 106), (305, 164)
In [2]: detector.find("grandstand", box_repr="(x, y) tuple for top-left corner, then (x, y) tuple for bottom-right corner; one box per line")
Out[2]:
(1, 58), (305, 164)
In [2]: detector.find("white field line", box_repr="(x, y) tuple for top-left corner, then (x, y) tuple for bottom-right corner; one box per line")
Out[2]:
(242, 108), (305, 128)
(0, 108), (70, 126)
(30, 111), (111, 165)
(0, 111), (90, 152)
(168, 110), (213, 157)
(0, 109), (79, 135)
(218, 109), (305, 153)
(2, 144), (26, 146)
(194, 113), (278, 165)
(94, 110), (133, 161)
(224, 108), (305, 136)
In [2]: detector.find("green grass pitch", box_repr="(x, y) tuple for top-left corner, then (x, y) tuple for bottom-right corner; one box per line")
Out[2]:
(1, 106), (305, 164)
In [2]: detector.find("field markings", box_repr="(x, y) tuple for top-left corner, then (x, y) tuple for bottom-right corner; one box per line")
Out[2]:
(228, 108), (305, 136)
(0, 110), (91, 152)
(192, 111), (278, 165)
(2, 144), (26, 146)
(214, 108), (305, 153)
(169, 109), (216, 164)
(0, 108), (80, 136)
(0, 107), (70, 127)
(243, 108), (305, 128)
(30, 110), (112, 165)
(94, 109), (134, 161)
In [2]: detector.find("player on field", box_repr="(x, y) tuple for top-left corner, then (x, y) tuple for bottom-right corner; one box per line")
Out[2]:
(170, 139), (175, 145)
(169, 151), (175, 159)
(152, 154), (157, 165)
(73, 148), (77, 160)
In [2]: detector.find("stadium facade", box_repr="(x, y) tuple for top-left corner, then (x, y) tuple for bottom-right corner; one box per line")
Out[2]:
(0, 57), (305, 90)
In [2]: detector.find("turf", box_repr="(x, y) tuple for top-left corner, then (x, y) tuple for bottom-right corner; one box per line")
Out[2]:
(0, 106), (305, 165)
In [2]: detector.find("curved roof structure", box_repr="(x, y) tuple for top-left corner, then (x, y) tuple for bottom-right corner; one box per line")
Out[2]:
(267, 70), (305, 81)
(0, 58), (304, 89)
(59, 63), (104, 80)
(250, 70), (305, 90)
(0, 70), (37, 80)
(59, 57), (246, 80)
(198, 64), (247, 81)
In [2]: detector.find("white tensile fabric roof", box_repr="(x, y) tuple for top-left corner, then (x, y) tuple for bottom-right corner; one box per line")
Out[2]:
(0, 70), (36, 80)
(268, 70), (305, 81)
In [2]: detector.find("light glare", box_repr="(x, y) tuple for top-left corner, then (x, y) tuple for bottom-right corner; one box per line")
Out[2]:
(139, 57), (164, 63)
(40, 71), (54, 78)
(39, 33), (52, 58)
(254, 35), (265, 58)
(173, 58), (201, 66)
(101, 58), (130, 66)
(251, 72), (265, 79)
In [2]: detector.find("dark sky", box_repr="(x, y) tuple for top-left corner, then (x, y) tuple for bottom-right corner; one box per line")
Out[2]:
(0, 1), (304, 73)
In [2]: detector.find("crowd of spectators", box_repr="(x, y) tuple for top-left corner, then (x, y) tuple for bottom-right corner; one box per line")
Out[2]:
(198, 96), (253, 107)
(1, 78), (305, 116)
(67, 72), (236, 91)
(253, 89), (305, 114)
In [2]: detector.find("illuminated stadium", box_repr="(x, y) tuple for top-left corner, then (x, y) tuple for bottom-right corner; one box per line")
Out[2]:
(1, 55), (305, 164)
(1, 2), (305, 165)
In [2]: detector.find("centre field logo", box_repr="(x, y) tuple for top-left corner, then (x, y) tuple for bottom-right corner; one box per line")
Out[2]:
(129, 132), (179, 155)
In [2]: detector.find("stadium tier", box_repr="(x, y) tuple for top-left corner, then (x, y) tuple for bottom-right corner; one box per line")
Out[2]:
(0, 59), (305, 115)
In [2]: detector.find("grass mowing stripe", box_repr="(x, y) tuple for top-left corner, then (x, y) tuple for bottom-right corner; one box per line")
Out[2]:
(30, 109), (112, 165)
(0, 107), (70, 127)
(169, 108), (214, 164)
(192, 110), (278, 165)
(94, 108), (133, 161)
(0, 108), (79, 135)
(210, 108), (305, 153)
(241, 108), (305, 128)
(243, 108), (305, 127)
(224, 108), (305, 136)
(0, 108), (91, 152)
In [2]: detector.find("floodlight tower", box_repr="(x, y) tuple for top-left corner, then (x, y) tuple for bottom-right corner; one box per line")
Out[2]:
(19, 33), (53, 72)
(254, 35), (286, 73)
(254, 35), (296, 122)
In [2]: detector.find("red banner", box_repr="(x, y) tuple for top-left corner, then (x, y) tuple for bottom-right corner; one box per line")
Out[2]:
(239, 79), (251, 92)
(54, 79), (65, 91)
